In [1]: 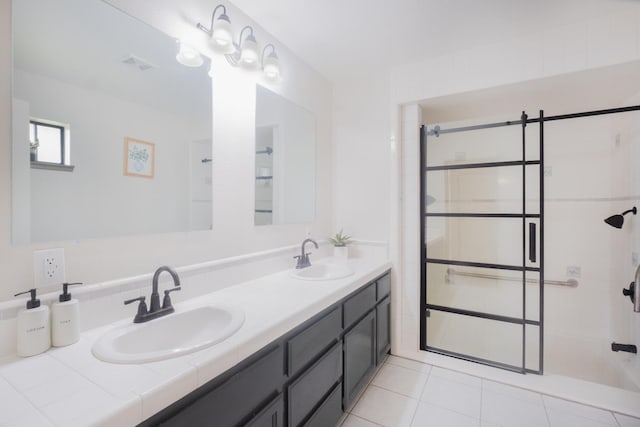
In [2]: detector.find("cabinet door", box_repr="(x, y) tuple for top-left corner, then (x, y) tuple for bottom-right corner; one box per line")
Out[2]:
(376, 296), (391, 363)
(343, 310), (376, 408)
(246, 394), (284, 427)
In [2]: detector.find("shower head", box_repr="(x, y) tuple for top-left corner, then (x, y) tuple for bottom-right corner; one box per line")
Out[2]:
(604, 207), (637, 229)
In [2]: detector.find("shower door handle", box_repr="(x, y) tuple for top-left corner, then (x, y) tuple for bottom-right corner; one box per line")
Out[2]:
(528, 223), (537, 263)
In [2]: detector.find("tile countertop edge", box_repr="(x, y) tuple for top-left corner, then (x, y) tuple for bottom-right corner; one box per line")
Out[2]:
(1, 257), (391, 427)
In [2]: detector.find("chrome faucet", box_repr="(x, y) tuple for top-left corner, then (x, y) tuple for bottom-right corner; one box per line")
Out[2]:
(294, 238), (319, 269)
(125, 266), (181, 323)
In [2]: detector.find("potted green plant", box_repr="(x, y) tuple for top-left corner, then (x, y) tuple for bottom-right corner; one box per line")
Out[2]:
(329, 229), (353, 259)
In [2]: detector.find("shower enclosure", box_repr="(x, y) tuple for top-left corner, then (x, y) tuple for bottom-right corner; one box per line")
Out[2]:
(420, 105), (640, 388)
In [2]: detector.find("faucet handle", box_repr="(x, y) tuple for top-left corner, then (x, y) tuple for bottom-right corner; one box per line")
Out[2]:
(124, 296), (148, 320)
(162, 287), (181, 309)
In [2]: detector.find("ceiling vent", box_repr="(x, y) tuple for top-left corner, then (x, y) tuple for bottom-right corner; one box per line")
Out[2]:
(121, 55), (157, 71)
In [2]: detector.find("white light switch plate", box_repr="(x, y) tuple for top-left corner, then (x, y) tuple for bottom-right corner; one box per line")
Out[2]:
(34, 248), (66, 288)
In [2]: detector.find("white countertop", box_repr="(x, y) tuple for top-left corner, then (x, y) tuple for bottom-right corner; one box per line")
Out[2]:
(0, 256), (391, 427)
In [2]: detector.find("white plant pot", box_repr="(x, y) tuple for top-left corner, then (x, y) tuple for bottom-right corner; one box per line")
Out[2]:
(333, 246), (348, 260)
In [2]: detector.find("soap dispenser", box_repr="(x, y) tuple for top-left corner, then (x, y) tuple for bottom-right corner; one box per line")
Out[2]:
(51, 282), (82, 347)
(14, 289), (51, 357)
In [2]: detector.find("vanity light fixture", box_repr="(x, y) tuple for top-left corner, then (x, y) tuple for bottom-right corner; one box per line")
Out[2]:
(261, 44), (281, 80)
(196, 4), (235, 54)
(176, 41), (204, 67)
(195, 5), (283, 80)
(225, 25), (260, 67)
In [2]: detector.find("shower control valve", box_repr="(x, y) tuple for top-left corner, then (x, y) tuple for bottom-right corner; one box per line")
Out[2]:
(623, 282), (635, 302)
(623, 275), (640, 313)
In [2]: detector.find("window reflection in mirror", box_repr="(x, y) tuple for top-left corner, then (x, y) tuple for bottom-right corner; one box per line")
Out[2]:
(11, 0), (212, 243)
(254, 85), (316, 226)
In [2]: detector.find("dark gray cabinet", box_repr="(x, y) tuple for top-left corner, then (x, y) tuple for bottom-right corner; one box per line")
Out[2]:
(377, 296), (391, 362)
(302, 383), (343, 427)
(246, 394), (284, 427)
(343, 311), (376, 408)
(288, 342), (342, 426)
(156, 344), (284, 427)
(287, 307), (341, 376)
(140, 269), (391, 427)
(343, 283), (376, 328)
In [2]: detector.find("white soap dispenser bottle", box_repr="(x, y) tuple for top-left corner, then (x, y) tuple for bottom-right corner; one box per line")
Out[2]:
(51, 282), (82, 347)
(14, 289), (51, 357)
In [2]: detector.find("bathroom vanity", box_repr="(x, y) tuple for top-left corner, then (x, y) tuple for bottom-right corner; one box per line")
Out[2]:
(140, 270), (391, 427)
(0, 256), (391, 427)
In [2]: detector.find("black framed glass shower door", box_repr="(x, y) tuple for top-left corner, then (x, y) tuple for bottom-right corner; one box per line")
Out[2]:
(420, 112), (545, 374)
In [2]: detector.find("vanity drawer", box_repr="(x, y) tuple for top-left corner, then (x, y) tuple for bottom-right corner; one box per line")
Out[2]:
(159, 344), (284, 427)
(287, 307), (341, 375)
(376, 272), (391, 301)
(302, 383), (343, 427)
(288, 342), (342, 427)
(343, 282), (376, 329)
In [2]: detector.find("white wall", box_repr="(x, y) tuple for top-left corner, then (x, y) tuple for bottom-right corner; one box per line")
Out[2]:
(0, 0), (333, 302)
(332, 71), (391, 242)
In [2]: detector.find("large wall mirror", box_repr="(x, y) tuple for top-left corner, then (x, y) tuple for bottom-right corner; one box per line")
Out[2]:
(11, 0), (212, 243)
(254, 85), (316, 226)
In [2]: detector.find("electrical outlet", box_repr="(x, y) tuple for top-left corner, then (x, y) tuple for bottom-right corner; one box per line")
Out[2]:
(34, 248), (66, 288)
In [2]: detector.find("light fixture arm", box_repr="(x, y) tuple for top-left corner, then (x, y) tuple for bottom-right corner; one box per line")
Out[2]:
(197, 4), (227, 36)
(261, 43), (276, 64)
(236, 25), (255, 49)
(225, 25), (256, 66)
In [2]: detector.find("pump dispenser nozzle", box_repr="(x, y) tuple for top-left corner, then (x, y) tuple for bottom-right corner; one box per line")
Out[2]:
(59, 282), (82, 302)
(14, 289), (41, 309)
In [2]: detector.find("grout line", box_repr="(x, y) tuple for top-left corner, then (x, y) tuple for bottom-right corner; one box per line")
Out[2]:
(541, 394), (622, 427)
(417, 362), (433, 403)
(541, 391), (552, 427)
(479, 378), (485, 425)
(358, 357), (640, 426)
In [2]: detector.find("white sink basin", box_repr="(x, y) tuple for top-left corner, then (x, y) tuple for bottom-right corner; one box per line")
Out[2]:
(290, 263), (355, 281)
(92, 304), (245, 364)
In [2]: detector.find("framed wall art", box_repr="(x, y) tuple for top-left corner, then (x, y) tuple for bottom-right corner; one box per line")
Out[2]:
(124, 137), (155, 178)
